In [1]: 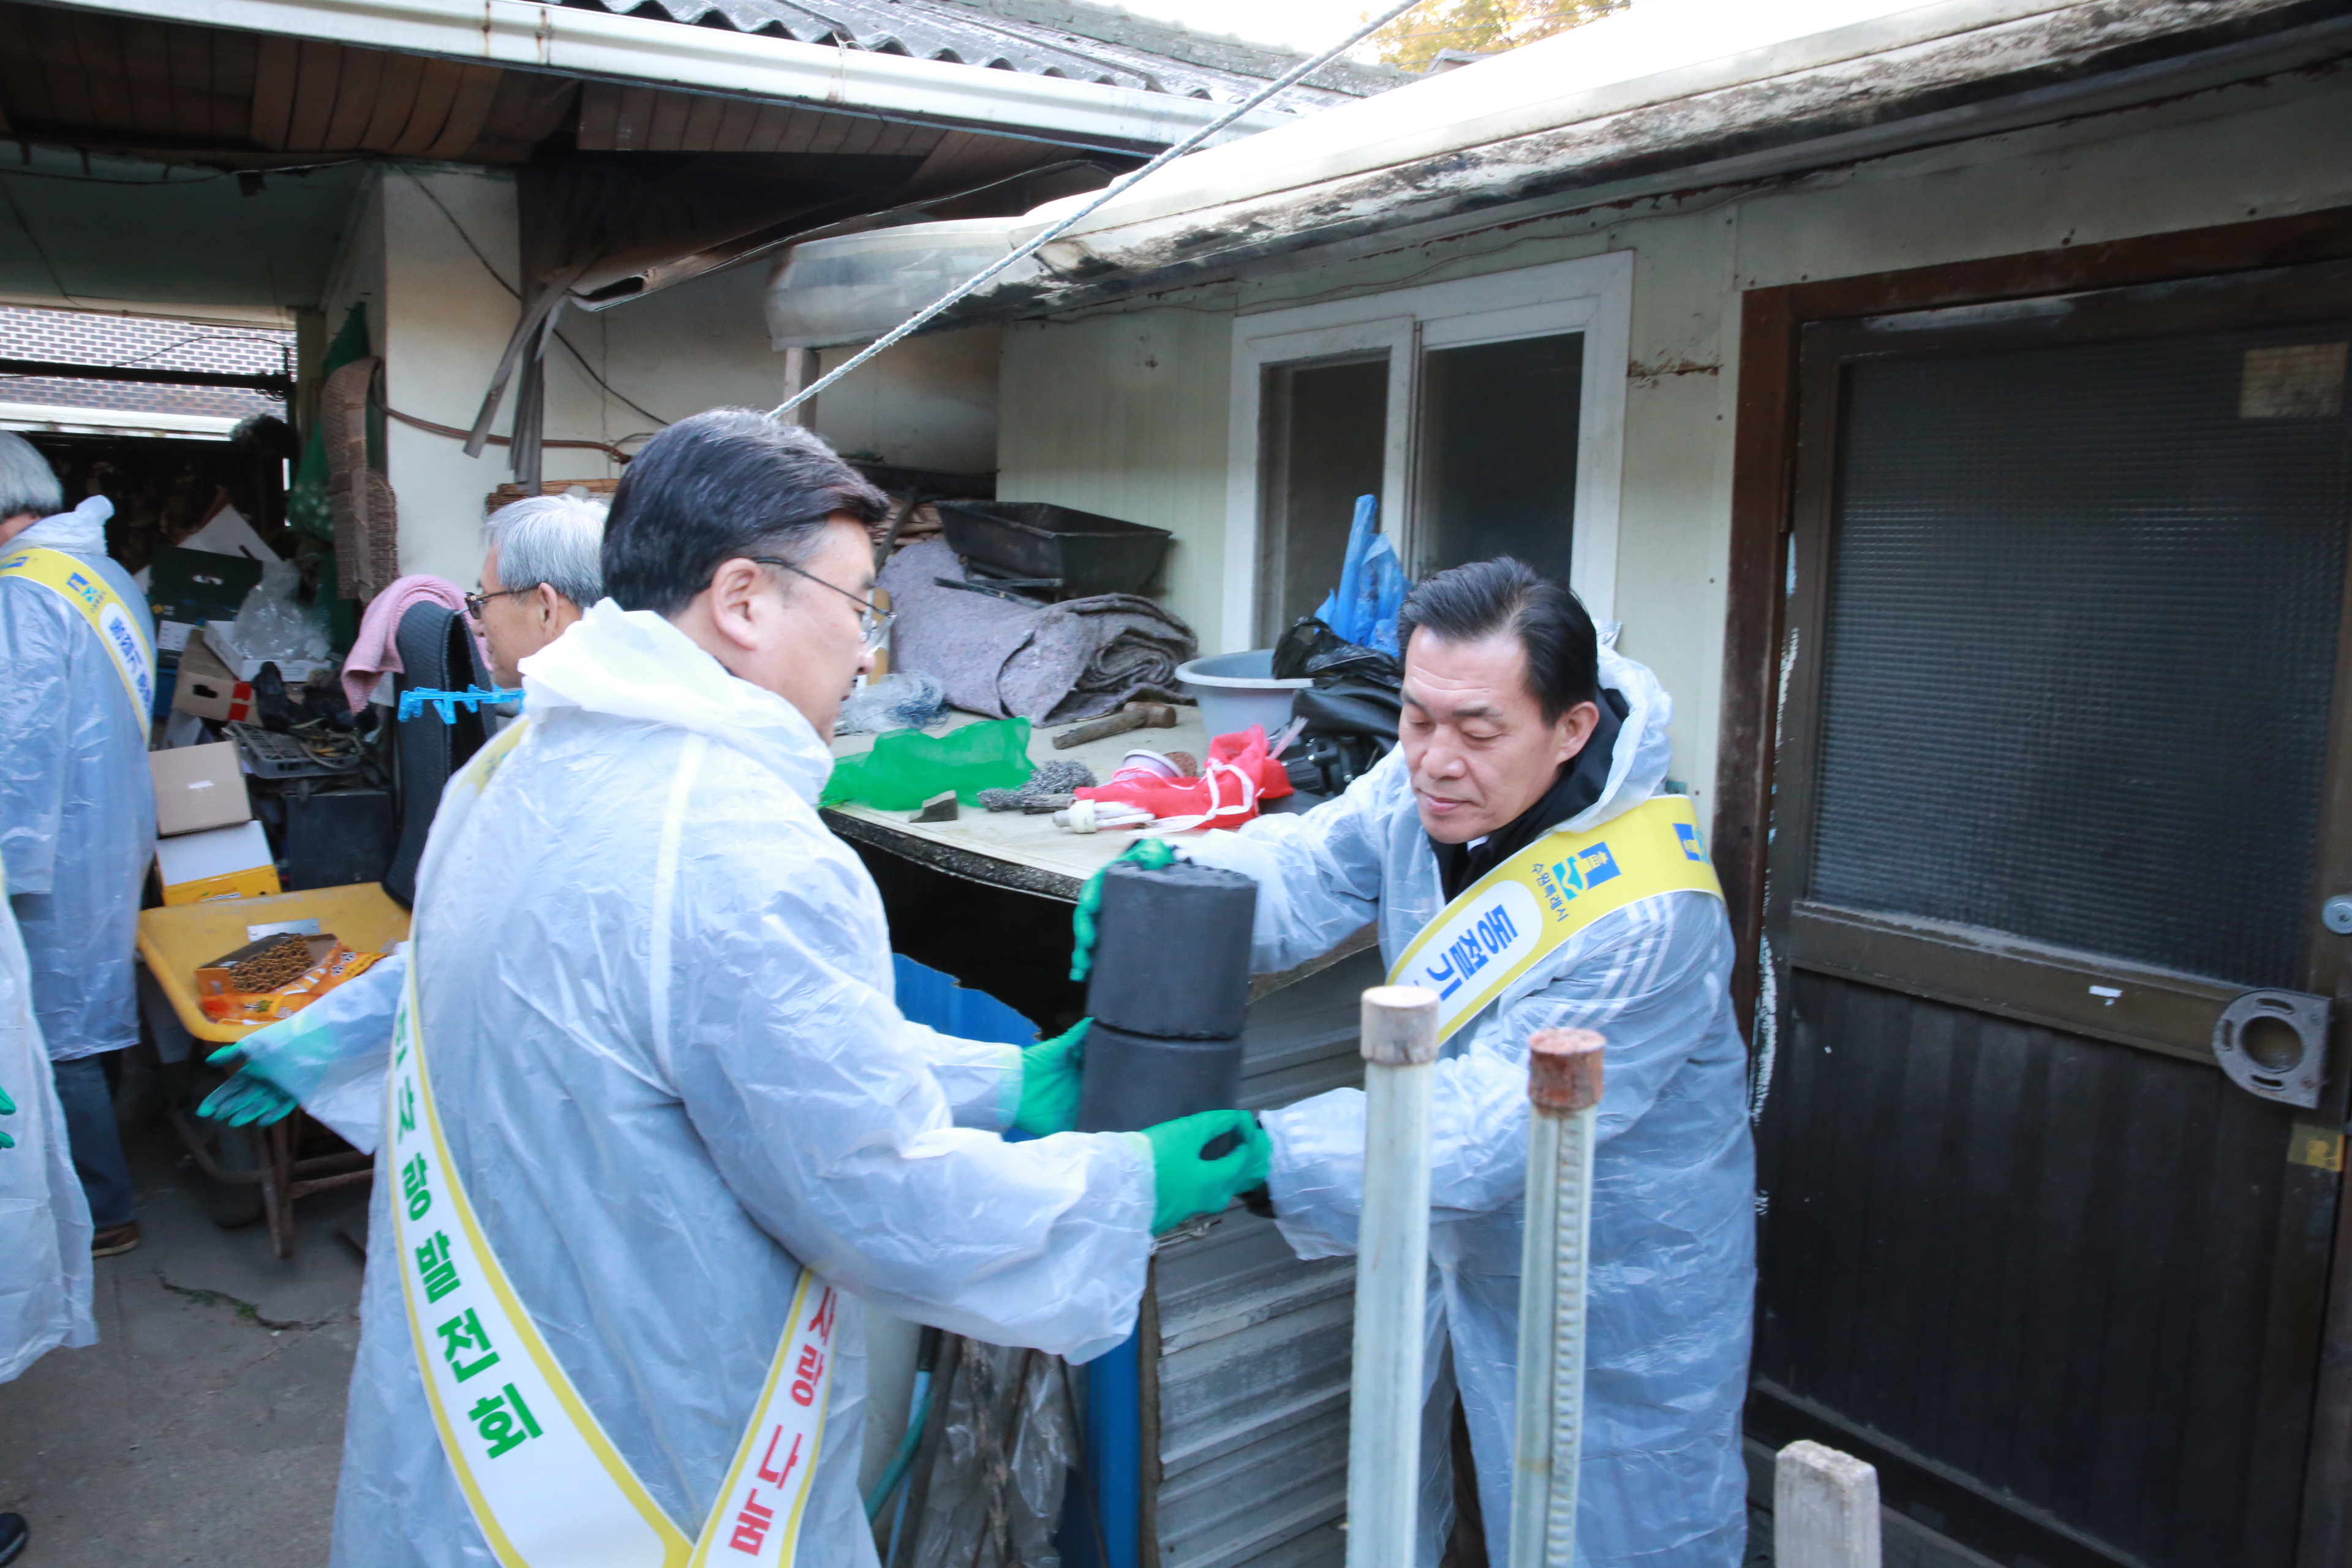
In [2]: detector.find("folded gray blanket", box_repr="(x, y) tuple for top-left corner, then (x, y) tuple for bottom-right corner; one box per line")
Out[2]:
(879, 539), (1198, 723)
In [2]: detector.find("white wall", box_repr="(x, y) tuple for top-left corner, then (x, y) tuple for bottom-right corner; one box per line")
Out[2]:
(374, 173), (810, 589)
(998, 308), (1232, 639)
(810, 325), (1001, 477)
(992, 67), (2352, 809)
(377, 168), (595, 587)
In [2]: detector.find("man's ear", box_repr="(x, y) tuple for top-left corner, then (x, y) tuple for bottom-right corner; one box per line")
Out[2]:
(1552, 700), (1601, 766)
(704, 557), (770, 652)
(533, 582), (565, 628)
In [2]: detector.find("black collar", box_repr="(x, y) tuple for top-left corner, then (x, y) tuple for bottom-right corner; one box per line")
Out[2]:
(1431, 690), (1627, 902)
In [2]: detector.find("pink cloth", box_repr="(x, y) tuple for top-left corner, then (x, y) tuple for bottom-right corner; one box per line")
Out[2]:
(341, 575), (483, 713)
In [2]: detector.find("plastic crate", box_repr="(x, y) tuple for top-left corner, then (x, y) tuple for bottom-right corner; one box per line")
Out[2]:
(937, 501), (1172, 599)
(228, 721), (363, 778)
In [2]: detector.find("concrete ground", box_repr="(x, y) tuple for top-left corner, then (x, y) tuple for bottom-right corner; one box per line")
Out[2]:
(0, 1118), (369, 1568)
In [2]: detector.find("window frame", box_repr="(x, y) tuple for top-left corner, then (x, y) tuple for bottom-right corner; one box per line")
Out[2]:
(1221, 252), (1633, 650)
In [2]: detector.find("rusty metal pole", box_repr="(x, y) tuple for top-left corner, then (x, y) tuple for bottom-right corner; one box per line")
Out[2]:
(1509, 1028), (1607, 1568)
(1346, 984), (1441, 1568)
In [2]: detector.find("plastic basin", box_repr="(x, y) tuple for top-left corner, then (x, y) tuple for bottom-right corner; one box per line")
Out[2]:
(1177, 650), (1310, 741)
(137, 883), (411, 1044)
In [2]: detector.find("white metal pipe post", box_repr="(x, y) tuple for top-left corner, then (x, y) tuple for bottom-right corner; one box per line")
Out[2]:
(1346, 984), (1441, 1568)
(1509, 1028), (1608, 1568)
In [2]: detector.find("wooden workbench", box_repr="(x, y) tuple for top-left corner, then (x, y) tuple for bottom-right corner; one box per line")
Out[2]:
(821, 709), (1216, 902)
(823, 709), (1376, 994)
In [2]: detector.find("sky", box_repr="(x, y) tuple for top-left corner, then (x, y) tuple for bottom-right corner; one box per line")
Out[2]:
(1108, 0), (1384, 54)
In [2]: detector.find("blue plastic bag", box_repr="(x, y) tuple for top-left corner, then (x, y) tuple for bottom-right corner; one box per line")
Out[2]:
(1314, 494), (1409, 656)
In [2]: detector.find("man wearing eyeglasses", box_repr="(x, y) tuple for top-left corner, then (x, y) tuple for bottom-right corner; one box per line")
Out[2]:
(307, 409), (1265, 1568)
(466, 491), (608, 688)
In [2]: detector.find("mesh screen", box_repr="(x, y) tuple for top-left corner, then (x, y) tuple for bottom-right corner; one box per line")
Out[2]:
(1811, 323), (2351, 989)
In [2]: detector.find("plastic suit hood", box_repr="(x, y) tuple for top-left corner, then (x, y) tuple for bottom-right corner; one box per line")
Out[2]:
(0, 497), (154, 1061)
(1185, 646), (1754, 1568)
(331, 601), (1153, 1568)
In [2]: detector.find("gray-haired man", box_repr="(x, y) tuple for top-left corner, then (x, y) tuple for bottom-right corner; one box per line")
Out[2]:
(467, 491), (607, 687)
(0, 430), (153, 1259)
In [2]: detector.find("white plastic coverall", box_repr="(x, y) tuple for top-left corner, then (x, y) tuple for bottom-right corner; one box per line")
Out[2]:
(1185, 647), (1754, 1568)
(0, 867), (95, 1382)
(333, 601), (1155, 1568)
(0, 499), (156, 1062)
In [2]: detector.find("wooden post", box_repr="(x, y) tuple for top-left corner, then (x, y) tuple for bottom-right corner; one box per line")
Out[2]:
(1508, 1028), (1606, 1568)
(780, 347), (817, 427)
(1774, 1441), (1882, 1568)
(1347, 984), (1440, 1568)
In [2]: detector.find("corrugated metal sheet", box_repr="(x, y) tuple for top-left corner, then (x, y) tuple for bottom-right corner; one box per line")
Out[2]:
(559, 0), (1365, 112)
(1150, 945), (1384, 1568)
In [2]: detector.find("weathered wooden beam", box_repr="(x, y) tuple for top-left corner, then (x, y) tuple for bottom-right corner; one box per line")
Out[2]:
(1774, 1440), (1881, 1568)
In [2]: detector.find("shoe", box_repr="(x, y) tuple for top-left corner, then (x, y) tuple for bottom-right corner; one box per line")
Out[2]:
(91, 1220), (141, 1257)
(0, 1511), (27, 1566)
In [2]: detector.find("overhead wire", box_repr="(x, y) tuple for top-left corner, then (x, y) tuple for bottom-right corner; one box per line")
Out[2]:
(399, 170), (673, 433)
(764, 0), (1435, 421)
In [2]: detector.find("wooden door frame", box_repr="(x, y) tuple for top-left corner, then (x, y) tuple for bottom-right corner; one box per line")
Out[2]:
(1711, 204), (2352, 1568)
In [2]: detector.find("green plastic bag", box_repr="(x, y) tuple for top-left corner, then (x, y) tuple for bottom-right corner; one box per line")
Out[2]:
(822, 718), (1036, 811)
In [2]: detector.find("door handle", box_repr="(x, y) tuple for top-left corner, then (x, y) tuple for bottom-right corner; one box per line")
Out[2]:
(2214, 990), (2330, 1109)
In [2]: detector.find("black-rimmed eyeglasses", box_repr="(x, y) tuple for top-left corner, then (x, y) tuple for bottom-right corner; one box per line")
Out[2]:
(749, 556), (893, 653)
(464, 586), (535, 622)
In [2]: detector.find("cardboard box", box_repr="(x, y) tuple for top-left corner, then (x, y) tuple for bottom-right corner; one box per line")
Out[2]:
(169, 629), (253, 723)
(221, 652), (333, 685)
(155, 820), (281, 906)
(149, 741), (252, 837)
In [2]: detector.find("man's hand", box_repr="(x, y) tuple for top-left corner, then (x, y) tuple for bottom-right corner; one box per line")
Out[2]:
(197, 1049), (301, 1127)
(1014, 1020), (1088, 1137)
(1135, 1108), (1271, 1234)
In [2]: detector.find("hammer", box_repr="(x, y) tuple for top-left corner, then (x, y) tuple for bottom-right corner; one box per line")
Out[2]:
(1052, 701), (1178, 750)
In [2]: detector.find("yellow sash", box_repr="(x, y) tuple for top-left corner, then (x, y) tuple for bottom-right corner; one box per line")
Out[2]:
(1388, 794), (1724, 1046)
(0, 545), (156, 720)
(389, 953), (837, 1568)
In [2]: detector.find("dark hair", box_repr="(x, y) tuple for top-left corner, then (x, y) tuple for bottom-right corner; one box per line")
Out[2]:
(1396, 557), (1599, 721)
(600, 409), (889, 615)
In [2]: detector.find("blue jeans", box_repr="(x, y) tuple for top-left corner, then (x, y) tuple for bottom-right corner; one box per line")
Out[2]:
(52, 1053), (136, 1229)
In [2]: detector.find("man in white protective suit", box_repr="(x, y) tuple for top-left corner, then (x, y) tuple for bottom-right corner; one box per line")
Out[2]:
(0, 432), (154, 1260)
(1180, 559), (1755, 1567)
(315, 409), (1269, 1568)
(0, 862), (97, 1567)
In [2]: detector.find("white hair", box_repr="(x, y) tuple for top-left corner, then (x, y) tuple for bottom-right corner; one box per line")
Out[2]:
(484, 491), (608, 609)
(0, 431), (62, 521)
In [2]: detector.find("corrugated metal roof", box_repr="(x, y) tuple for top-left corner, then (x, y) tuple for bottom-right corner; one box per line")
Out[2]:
(558, 0), (1382, 115)
(925, 0), (2352, 319)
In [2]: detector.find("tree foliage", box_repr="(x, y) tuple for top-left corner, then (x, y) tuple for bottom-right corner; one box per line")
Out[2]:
(1361, 0), (1627, 73)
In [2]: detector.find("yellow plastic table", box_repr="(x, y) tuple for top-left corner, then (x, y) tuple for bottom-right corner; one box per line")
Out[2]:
(135, 882), (409, 1256)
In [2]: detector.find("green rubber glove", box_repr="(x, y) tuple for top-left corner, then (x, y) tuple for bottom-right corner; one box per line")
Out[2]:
(1014, 1019), (1089, 1137)
(1070, 837), (1178, 981)
(1136, 1108), (1272, 1234)
(0, 1077), (15, 1150)
(198, 1041), (301, 1127)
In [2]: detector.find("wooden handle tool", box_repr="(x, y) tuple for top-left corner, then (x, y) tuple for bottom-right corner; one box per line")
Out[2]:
(1051, 701), (1177, 750)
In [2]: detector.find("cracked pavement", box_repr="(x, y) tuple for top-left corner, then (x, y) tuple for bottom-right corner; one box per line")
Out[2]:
(0, 1121), (372, 1567)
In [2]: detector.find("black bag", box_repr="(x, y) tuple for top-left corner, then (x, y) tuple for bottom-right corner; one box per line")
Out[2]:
(1273, 618), (1402, 796)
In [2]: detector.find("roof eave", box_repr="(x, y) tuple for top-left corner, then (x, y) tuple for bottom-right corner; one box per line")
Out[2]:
(37, 0), (1293, 155)
(944, 0), (2352, 318)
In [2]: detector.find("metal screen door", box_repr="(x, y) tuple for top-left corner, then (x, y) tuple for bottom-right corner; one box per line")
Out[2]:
(1754, 263), (2352, 1568)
